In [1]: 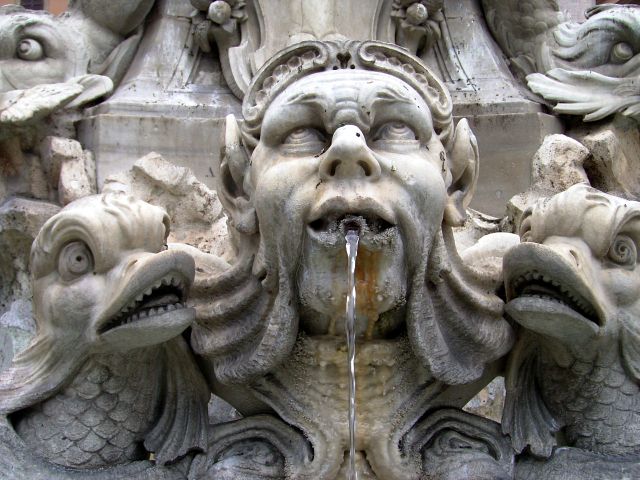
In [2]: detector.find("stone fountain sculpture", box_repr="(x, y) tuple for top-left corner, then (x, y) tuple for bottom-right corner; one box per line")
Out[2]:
(1, 1), (640, 479)
(0, 192), (209, 478)
(503, 184), (640, 479)
(0, 0), (155, 206)
(483, 1), (640, 122)
(187, 38), (515, 479)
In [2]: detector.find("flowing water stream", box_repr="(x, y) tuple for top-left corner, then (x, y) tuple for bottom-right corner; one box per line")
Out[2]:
(345, 230), (359, 480)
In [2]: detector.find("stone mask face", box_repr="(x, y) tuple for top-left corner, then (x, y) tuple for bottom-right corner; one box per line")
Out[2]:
(207, 40), (493, 384)
(248, 70), (449, 338)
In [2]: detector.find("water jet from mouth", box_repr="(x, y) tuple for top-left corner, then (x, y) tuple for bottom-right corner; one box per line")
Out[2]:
(345, 229), (359, 480)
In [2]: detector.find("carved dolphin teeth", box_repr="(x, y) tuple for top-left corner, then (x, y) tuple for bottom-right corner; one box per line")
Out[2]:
(511, 270), (599, 325)
(99, 274), (188, 333)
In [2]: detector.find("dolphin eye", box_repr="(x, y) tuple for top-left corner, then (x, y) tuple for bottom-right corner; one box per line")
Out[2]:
(612, 42), (634, 63)
(58, 241), (94, 280)
(17, 38), (44, 61)
(607, 234), (637, 268)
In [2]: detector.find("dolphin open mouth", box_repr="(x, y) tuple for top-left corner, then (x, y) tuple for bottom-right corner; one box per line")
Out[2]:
(504, 243), (604, 329)
(99, 273), (189, 334)
(508, 271), (600, 326)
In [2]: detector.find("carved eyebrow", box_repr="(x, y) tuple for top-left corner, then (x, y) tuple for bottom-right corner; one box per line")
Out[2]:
(367, 85), (416, 106)
(362, 85), (423, 128)
(283, 91), (329, 111)
(283, 84), (415, 112)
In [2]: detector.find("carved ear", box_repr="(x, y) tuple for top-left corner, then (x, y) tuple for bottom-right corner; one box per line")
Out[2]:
(218, 114), (257, 235)
(443, 119), (479, 227)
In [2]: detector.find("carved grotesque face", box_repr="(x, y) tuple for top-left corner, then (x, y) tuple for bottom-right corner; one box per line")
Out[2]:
(248, 70), (450, 337)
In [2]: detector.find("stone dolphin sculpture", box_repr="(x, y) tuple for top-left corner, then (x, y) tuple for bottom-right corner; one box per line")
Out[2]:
(0, 192), (209, 470)
(482, 2), (640, 121)
(502, 184), (640, 458)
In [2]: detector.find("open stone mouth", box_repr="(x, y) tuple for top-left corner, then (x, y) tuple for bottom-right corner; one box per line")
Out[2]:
(308, 213), (395, 236)
(509, 270), (600, 325)
(99, 274), (188, 333)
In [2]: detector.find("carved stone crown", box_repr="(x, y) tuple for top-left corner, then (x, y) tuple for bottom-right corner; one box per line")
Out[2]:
(242, 40), (454, 147)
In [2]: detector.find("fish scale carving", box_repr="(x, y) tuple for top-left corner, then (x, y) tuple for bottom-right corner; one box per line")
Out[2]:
(14, 348), (161, 468)
(540, 349), (640, 455)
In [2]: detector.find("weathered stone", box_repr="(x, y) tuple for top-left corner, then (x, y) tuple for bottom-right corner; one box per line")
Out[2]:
(464, 376), (506, 423)
(58, 152), (97, 205)
(467, 113), (563, 216)
(0, 153), (51, 204)
(39, 136), (84, 187)
(506, 134), (590, 230)
(530, 135), (590, 194)
(81, 0), (566, 217)
(104, 152), (230, 258)
(483, 1), (640, 124)
(0, 193), (209, 471)
(571, 115), (640, 198)
(4, 1), (640, 478)
(0, 198), (59, 317)
(0, 299), (35, 372)
(504, 184), (640, 459)
(189, 39), (514, 479)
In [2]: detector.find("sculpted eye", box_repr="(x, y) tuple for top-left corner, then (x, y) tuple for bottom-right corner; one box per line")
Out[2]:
(612, 42), (634, 63)
(17, 38), (44, 61)
(373, 122), (418, 142)
(607, 234), (637, 268)
(58, 241), (94, 280)
(282, 128), (327, 155)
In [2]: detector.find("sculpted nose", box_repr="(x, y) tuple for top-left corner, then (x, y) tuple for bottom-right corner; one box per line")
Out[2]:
(319, 125), (381, 181)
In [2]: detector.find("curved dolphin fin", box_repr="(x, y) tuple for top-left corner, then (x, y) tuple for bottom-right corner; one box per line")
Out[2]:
(0, 334), (88, 414)
(144, 337), (209, 465)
